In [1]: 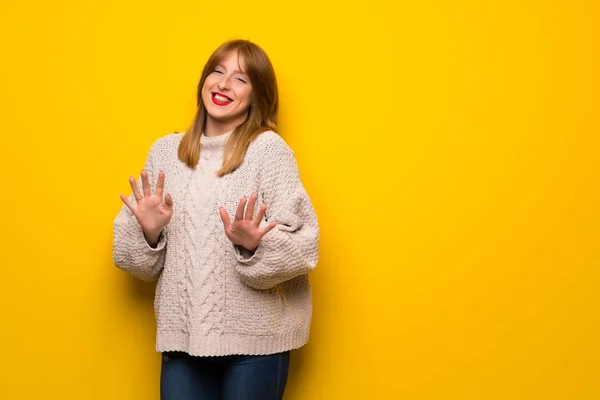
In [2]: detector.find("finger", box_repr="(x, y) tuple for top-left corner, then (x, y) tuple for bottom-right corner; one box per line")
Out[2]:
(120, 194), (136, 214)
(155, 170), (165, 198)
(234, 197), (247, 221)
(141, 170), (151, 197)
(219, 206), (232, 231)
(253, 203), (267, 226)
(165, 193), (173, 208)
(129, 176), (143, 201)
(245, 193), (257, 220)
(260, 220), (278, 236)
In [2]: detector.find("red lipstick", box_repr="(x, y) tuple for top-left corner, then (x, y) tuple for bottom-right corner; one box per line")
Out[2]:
(211, 92), (232, 106)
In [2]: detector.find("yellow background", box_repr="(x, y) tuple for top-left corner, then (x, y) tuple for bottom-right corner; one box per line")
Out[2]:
(1, 0), (599, 398)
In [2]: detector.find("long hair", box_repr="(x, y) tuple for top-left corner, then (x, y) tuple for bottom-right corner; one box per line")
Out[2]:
(178, 39), (279, 175)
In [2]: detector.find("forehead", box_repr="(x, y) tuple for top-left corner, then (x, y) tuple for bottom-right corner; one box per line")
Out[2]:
(218, 50), (247, 72)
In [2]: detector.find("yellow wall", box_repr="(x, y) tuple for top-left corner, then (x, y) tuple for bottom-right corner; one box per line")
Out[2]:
(1, 0), (598, 398)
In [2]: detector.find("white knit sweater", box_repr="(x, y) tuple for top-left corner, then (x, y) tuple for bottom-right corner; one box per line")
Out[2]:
(112, 130), (320, 356)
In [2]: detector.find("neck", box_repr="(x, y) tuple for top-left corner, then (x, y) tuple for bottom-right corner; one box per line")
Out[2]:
(204, 116), (245, 137)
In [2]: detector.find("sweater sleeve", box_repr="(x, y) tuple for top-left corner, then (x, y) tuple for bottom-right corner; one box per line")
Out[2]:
(112, 143), (167, 282)
(233, 136), (320, 290)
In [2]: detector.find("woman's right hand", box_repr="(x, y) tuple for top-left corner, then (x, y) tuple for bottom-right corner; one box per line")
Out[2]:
(120, 169), (173, 247)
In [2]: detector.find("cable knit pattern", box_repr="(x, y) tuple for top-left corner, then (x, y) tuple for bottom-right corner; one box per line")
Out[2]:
(112, 130), (319, 356)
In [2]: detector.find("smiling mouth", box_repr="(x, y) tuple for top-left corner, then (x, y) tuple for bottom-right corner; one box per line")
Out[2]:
(212, 92), (233, 106)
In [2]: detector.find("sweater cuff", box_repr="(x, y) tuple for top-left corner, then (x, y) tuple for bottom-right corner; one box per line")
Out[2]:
(142, 230), (167, 253)
(233, 241), (265, 265)
(233, 225), (290, 266)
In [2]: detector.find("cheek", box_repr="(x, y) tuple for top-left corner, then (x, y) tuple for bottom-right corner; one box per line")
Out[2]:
(201, 78), (216, 96)
(202, 88), (215, 106)
(241, 87), (253, 104)
(201, 83), (210, 96)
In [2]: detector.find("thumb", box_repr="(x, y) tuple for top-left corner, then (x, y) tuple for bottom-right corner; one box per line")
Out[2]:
(165, 193), (173, 208)
(219, 207), (231, 230)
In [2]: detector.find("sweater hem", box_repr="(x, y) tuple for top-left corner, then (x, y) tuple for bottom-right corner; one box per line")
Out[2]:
(156, 328), (310, 357)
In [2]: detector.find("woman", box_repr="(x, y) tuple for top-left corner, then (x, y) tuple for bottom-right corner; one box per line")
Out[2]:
(112, 39), (320, 399)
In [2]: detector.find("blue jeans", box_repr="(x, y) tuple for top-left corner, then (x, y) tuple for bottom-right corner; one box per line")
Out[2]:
(160, 351), (290, 400)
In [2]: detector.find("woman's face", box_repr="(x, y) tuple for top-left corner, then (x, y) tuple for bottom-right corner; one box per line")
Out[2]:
(202, 50), (253, 130)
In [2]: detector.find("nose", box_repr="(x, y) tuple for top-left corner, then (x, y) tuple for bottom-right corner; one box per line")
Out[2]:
(217, 75), (231, 91)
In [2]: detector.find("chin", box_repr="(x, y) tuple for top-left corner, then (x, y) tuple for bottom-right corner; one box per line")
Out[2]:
(207, 108), (231, 120)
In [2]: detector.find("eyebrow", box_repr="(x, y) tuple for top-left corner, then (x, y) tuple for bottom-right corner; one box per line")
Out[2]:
(216, 63), (248, 75)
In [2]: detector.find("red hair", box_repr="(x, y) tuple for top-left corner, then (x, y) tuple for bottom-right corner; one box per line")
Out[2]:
(178, 39), (279, 175)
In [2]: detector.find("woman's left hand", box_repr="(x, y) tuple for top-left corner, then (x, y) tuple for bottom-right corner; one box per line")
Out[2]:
(219, 193), (277, 251)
